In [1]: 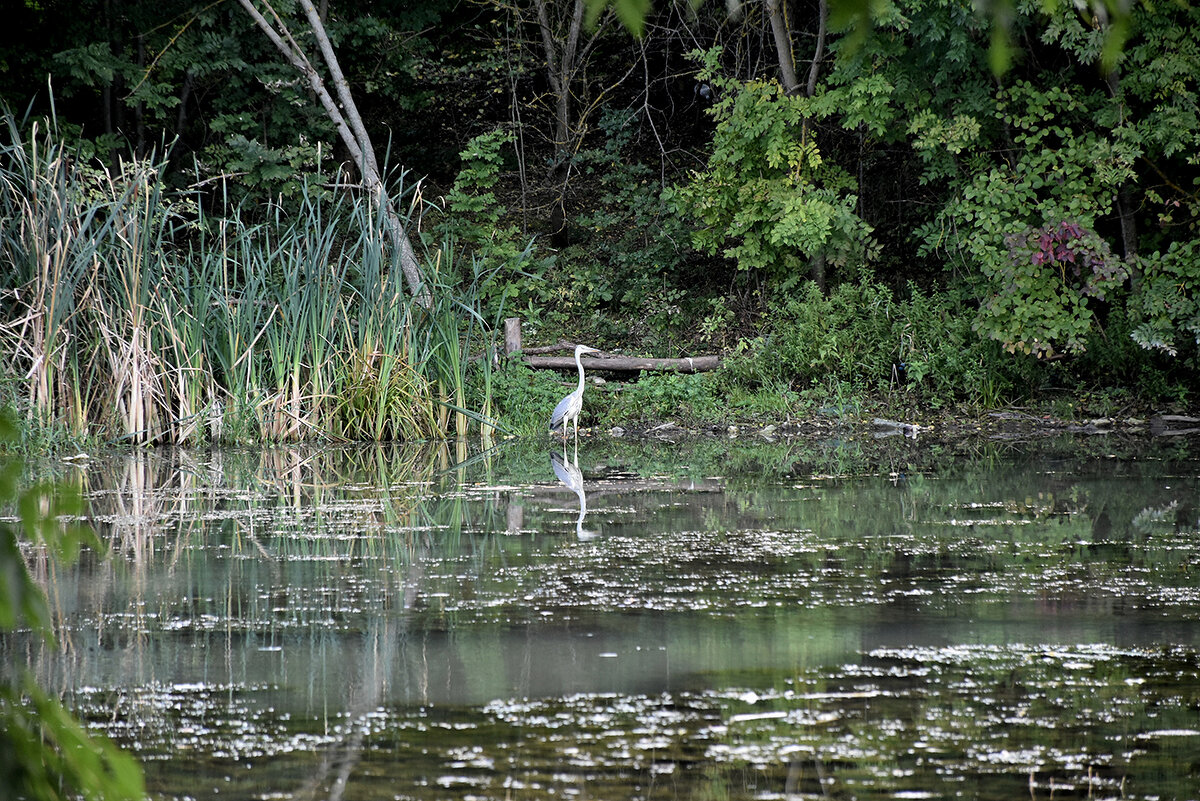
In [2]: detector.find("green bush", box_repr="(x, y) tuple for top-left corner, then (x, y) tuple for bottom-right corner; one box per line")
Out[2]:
(917, 82), (1136, 359)
(973, 220), (1128, 358)
(729, 276), (1013, 410)
(427, 129), (552, 322)
(603, 372), (723, 425)
(729, 278), (896, 391)
(1130, 240), (1200, 359)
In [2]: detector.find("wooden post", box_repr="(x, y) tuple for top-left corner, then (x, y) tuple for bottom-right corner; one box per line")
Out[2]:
(504, 317), (522, 356)
(506, 503), (524, 535)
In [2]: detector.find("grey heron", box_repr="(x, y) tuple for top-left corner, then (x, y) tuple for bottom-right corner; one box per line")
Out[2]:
(550, 344), (600, 443)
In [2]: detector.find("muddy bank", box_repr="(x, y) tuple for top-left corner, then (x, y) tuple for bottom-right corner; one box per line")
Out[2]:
(603, 411), (1200, 443)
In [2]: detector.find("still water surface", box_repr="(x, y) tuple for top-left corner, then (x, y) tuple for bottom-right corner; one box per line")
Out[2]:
(7, 434), (1200, 800)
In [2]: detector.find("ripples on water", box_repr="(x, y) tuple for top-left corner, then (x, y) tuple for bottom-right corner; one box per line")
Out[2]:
(5, 435), (1200, 800)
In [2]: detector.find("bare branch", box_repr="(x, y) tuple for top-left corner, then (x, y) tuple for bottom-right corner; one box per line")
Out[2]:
(298, 0), (380, 179)
(233, 0), (366, 169)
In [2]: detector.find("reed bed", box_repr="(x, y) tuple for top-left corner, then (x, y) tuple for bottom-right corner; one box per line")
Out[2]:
(0, 112), (499, 445)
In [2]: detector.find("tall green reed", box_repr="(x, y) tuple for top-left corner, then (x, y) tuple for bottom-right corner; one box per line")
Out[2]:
(410, 243), (509, 442)
(0, 115), (92, 429)
(91, 156), (179, 443)
(1, 110), (501, 445)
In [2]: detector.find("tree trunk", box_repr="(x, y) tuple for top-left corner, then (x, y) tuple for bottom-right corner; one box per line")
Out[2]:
(790, 0), (830, 289)
(530, 0), (609, 241)
(806, 0), (828, 98)
(532, 0), (585, 171)
(810, 252), (827, 293)
(1106, 66), (1139, 285)
(1117, 183), (1138, 260)
(235, 0), (429, 305)
(766, 0), (800, 94)
(176, 71), (193, 136)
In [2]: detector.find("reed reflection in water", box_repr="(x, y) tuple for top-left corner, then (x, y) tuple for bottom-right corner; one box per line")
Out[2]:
(5, 437), (1200, 801)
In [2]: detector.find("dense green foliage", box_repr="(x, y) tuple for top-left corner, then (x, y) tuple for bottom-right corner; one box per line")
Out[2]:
(666, 48), (871, 288)
(1, 0), (1199, 442)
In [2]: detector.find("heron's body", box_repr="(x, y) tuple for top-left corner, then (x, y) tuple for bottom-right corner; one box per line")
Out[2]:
(550, 345), (600, 441)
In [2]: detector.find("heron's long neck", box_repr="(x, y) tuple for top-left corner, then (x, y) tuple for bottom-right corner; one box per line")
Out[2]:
(575, 353), (587, 395)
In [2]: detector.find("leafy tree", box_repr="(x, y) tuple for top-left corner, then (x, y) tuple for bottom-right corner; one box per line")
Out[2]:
(921, 82), (1137, 357)
(666, 48), (872, 291)
(429, 128), (549, 316)
(2, 0), (455, 200)
(19, 0), (336, 186)
(811, 0), (1196, 362)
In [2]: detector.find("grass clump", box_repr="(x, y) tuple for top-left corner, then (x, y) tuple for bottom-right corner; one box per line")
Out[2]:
(724, 275), (1012, 415)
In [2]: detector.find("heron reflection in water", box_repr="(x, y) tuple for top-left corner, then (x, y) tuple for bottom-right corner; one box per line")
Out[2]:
(550, 449), (596, 540)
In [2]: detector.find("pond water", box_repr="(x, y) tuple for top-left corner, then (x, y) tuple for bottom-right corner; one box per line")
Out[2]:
(6, 433), (1200, 800)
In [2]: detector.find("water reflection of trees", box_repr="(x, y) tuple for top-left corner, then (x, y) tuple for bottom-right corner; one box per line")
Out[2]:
(27, 438), (1200, 648)
(8, 437), (1199, 799)
(24, 443), (522, 799)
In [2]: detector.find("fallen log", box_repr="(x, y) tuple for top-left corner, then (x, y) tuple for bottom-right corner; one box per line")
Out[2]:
(520, 340), (576, 355)
(501, 318), (720, 372)
(526, 354), (721, 373)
